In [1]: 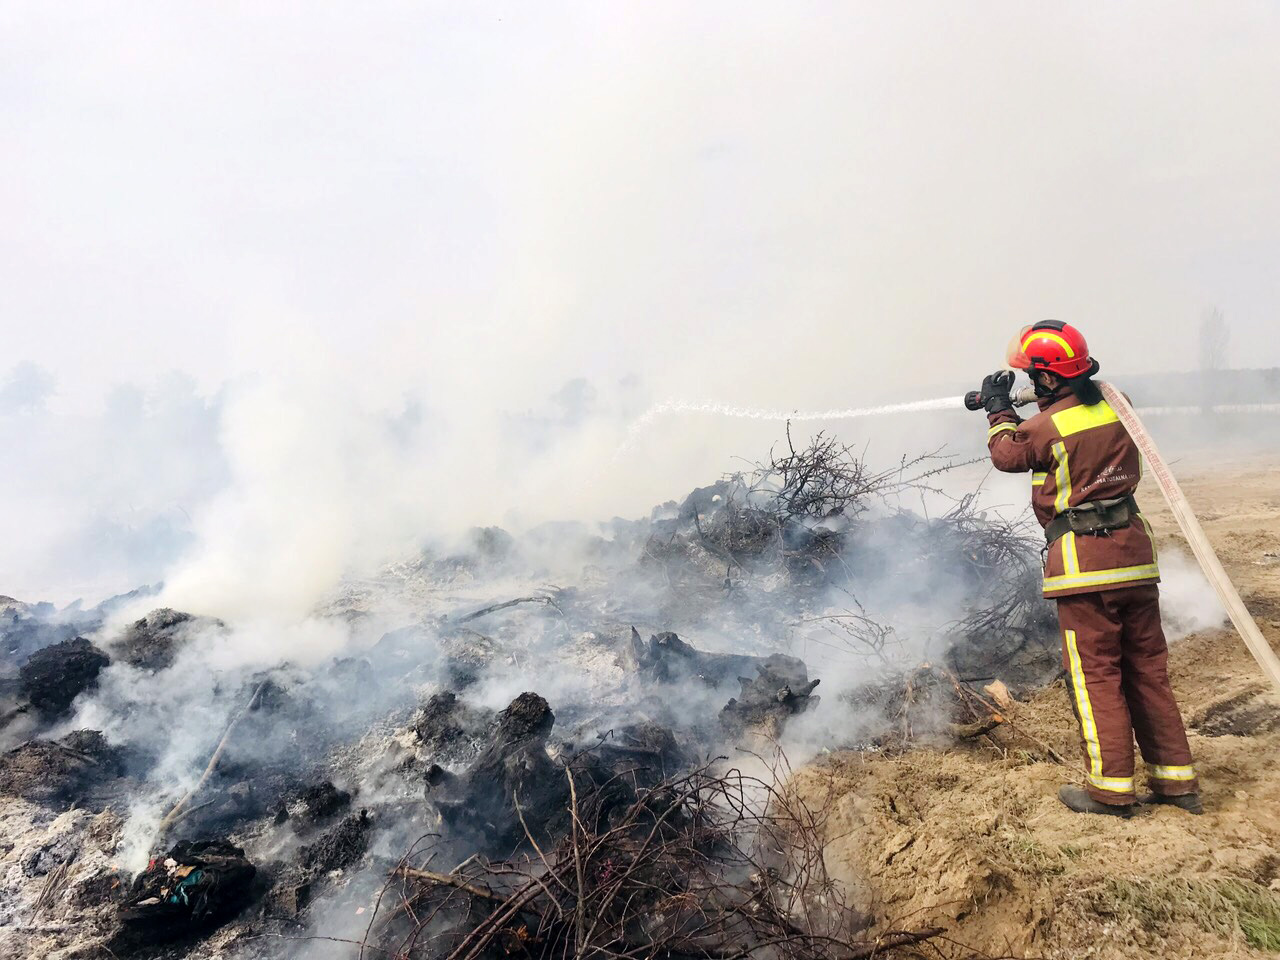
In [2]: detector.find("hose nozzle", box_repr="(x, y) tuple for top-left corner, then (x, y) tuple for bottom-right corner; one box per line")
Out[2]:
(1012, 386), (1037, 407)
(964, 385), (1038, 411)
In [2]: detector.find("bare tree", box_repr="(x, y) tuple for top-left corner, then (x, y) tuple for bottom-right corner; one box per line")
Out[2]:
(1199, 307), (1230, 410)
(0, 361), (56, 415)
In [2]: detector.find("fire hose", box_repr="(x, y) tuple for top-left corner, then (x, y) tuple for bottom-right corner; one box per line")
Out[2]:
(1098, 382), (1280, 697)
(973, 380), (1280, 697)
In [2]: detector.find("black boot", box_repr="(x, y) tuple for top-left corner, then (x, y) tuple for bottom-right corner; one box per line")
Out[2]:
(1058, 785), (1136, 818)
(1142, 792), (1204, 815)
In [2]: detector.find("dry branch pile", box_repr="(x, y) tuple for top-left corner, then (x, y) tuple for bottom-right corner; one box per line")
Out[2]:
(641, 427), (1058, 692)
(370, 759), (942, 960)
(677, 428), (967, 589)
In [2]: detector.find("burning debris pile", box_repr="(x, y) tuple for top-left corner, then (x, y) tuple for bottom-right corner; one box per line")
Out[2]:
(623, 628), (821, 735)
(429, 692), (568, 853)
(109, 608), (223, 672)
(0, 587), (158, 736)
(376, 761), (942, 960)
(0, 588), (158, 668)
(0, 729), (132, 809)
(0, 429), (1059, 959)
(639, 428), (1057, 690)
(113, 840), (258, 949)
(16, 637), (110, 720)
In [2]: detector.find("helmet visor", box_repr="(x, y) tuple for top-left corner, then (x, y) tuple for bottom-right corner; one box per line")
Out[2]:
(1005, 326), (1034, 370)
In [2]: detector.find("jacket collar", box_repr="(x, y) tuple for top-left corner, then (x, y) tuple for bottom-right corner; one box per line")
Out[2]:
(1036, 385), (1076, 414)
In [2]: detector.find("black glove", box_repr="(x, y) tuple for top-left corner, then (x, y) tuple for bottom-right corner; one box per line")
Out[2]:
(981, 370), (1015, 414)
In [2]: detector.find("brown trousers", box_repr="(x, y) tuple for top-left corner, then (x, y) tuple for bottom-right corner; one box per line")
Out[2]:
(1056, 584), (1198, 805)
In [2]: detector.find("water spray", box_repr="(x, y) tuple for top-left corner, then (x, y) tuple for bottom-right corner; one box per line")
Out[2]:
(613, 396), (962, 458)
(631, 396), (962, 426)
(625, 390), (1276, 439)
(617, 392), (1027, 457)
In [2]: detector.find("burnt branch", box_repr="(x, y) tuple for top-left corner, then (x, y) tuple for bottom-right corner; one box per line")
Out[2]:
(455, 592), (565, 624)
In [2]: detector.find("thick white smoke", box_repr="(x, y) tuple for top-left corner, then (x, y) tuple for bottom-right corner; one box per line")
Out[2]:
(4, 2), (1280, 618)
(1158, 549), (1230, 641)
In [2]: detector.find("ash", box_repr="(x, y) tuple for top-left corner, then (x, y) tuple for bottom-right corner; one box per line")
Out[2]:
(0, 431), (1054, 959)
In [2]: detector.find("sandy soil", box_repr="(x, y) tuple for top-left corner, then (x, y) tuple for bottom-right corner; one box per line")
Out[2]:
(793, 456), (1280, 959)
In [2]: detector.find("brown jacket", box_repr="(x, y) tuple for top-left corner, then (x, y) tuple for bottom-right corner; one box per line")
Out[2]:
(987, 387), (1159, 599)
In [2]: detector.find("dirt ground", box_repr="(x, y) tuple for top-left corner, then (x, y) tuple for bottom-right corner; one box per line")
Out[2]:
(793, 455), (1280, 959)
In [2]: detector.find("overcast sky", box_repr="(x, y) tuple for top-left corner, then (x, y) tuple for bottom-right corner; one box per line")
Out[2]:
(5, 2), (1279, 402)
(3, 2), (1279, 605)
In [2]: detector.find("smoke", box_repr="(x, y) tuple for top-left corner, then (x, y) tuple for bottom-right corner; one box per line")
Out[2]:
(0, 370), (225, 603)
(1158, 549), (1229, 641)
(5, 3), (1280, 610)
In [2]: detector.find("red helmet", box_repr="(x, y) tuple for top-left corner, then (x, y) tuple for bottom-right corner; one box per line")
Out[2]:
(1006, 321), (1097, 379)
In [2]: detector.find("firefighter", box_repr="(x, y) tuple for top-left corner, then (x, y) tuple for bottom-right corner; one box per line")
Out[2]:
(978, 321), (1201, 817)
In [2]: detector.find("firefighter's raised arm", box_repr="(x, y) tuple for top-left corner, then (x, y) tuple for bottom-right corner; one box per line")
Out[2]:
(974, 370), (1037, 473)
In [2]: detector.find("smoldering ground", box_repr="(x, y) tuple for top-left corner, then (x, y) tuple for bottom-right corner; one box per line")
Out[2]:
(0, 322), (1246, 960)
(0, 417), (1231, 960)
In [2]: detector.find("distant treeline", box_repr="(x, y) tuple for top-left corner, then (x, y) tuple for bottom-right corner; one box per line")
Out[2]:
(1120, 368), (1280, 407)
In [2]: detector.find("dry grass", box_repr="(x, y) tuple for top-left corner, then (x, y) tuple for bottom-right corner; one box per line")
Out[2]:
(1085, 876), (1280, 952)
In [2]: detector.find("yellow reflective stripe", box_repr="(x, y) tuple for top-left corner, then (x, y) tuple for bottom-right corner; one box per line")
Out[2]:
(1062, 532), (1080, 575)
(1089, 774), (1136, 793)
(1052, 442), (1072, 512)
(1150, 764), (1196, 781)
(1044, 563), (1161, 593)
(988, 423), (1017, 439)
(1023, 331), (1077, 358)
(1051, 401), (1119, 437)
(1032, 472), (1048, 485)
(1064, 629), (1104, 779)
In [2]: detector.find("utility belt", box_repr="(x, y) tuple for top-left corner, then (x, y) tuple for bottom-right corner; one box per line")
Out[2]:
(1045, 494), (1139, 545)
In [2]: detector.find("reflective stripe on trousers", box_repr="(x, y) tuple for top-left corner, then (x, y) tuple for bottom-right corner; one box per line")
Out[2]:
(1057, 585), (1198, 804)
